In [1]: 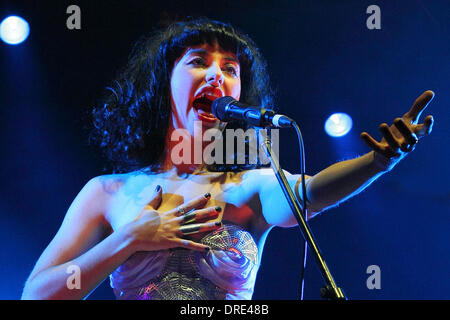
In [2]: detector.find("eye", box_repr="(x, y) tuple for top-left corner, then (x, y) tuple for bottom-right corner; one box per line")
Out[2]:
(188, 57), (206, 67)
(223, 64), (239, 77)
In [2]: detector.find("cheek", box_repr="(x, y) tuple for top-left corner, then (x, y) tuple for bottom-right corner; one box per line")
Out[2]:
(230, 80), (241, 100)
(171, 71), (191, 102)
(171, 64), (202, 99)
(223, 77), (241, 100)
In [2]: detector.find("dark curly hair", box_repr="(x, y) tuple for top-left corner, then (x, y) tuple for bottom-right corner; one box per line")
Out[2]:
(89, 17), (275, 174)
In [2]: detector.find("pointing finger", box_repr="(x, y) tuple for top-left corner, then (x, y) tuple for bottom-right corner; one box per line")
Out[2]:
(403, 90), (435, 123)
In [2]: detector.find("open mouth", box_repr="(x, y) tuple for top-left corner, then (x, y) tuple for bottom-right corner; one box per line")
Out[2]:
(192, 96), (218, 122)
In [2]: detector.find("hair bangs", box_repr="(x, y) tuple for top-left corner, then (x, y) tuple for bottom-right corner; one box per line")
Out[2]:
(166, 20), (253, 72)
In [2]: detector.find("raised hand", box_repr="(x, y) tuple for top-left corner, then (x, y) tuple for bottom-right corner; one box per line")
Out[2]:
(360, 90), (435, 165)
(121, 186), (222, 252)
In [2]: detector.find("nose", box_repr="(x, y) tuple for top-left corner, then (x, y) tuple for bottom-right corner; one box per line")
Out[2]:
(206, 62), (224, 87)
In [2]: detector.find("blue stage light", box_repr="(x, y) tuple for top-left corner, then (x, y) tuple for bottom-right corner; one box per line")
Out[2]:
(324, 112), (353, 137)
(0, 16), (30, 45)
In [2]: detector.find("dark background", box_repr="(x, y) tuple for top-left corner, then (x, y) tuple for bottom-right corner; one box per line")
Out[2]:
(0, 0), (449, 300)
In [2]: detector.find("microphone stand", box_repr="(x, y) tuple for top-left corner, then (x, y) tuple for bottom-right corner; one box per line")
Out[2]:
(260, 124), (347, 300)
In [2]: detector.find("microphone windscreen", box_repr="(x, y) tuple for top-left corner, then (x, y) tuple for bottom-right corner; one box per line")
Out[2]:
(211, 96), (236, 121)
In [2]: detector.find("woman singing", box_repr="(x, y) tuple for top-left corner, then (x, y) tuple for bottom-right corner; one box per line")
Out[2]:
(21, 18), (434, 300)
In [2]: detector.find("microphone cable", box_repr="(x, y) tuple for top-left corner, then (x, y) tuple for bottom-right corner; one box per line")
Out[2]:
(291, 121), (309, 301)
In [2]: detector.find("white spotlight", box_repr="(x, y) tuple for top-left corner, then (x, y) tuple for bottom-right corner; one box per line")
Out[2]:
(324, 113), (353, 137)
(0, 15), (30, 45)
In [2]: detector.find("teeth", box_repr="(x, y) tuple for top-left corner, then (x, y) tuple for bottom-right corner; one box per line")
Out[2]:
(198, 92), (220, 100)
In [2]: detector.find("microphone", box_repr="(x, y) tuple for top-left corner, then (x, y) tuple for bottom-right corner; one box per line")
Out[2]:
(211, 96), (294, 128)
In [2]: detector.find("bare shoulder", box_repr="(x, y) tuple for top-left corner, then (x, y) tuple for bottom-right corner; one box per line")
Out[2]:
(23, 173), (134, 283)
(76, 173), (131, 217)
(94, 173), (129, 196)
(66, 172), (135, 233)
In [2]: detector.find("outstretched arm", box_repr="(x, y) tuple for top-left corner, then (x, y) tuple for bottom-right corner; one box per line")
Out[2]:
(307, 90), (435, 214)
(260, 91), (435, 227)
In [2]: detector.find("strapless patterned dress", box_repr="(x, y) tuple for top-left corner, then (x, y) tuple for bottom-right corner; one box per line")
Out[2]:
(109, 224), (260, 300)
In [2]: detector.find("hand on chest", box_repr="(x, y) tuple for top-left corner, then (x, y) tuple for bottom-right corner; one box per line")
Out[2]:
(108, 172), (259, 231)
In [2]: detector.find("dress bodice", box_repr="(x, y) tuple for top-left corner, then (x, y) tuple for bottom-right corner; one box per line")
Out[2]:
(109, 224), (259, 300)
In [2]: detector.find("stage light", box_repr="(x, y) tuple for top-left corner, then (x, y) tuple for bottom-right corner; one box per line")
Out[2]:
(0, 15), (30, 45)
(324, 112), (353, 137)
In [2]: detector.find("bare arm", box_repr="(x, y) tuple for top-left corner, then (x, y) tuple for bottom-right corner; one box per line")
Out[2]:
(21, 177), (135, 300)
(258, 90), (435, 228)
(258, 152), (390, 227)
(303, 151), (387, 213)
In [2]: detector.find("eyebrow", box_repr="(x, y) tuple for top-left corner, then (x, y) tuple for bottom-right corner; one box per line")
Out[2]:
(184, 48), (239, 64)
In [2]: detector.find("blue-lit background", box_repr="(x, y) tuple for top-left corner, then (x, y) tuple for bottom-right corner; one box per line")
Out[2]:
(0, 0), (448, 299)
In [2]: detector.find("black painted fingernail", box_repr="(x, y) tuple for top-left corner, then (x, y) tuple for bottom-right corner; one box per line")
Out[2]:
(205, 246), (210, 252)
(155, 185), (161, 192)
(215, 206), (222, 212)
(215, 222), (222, 227)
(204, 192), (211, 199)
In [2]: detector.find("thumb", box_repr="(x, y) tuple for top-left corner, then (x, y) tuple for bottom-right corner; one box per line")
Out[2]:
(148, 185), (162, 210)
